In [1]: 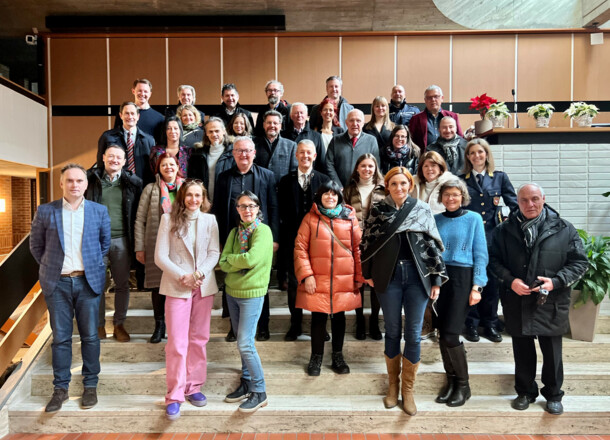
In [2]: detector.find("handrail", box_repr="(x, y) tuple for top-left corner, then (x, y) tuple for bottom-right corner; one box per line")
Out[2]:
(0, 76), (46, 106)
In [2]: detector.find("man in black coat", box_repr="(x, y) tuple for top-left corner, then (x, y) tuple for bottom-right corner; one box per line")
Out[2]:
(213, 83), (255, 129)
(213, 136), (279, 341)
(489, 183), (587, 416)
(281, 102), (327, 173)
(254, 80), (290, 136)
(86, 145), (143, 342)
(98, 101), (155, 185)
(278, 140), (330, 340)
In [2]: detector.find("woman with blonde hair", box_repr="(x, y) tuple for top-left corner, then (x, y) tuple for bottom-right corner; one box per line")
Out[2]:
(154, 180), (220, 420)
(363, 96), (394, 150)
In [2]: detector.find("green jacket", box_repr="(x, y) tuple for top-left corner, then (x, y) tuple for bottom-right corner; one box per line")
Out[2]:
(220, 223), (273, 298)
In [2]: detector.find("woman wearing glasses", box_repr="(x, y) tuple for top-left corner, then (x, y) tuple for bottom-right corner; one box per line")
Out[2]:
(220, 191), (274, 413)
(380, 125), (421, 175)
(154, 180), (220, 420)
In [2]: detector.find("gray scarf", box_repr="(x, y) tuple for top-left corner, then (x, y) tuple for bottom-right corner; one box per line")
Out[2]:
(436, 136), (461, 168)
(517, 207), (547, 249)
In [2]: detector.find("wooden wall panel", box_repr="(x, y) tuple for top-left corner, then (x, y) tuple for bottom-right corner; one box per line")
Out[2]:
(573, 33), (610, 100)
(222, 38), (275, 105)
(278, 37), (340, 105)
(50, 116), (108, 196)
(109, 38), (167, 105)
(168, 38), (221, 106)
(50, 38), (107, 106)
(517, 34), (571, 101)
(342, 37), (395, 104)
(397, 36), (450, 103)
(453, 35), (515, 103)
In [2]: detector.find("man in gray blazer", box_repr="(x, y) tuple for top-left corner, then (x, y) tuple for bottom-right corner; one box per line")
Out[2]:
(326, 109), (380, 188)
(254, 110), (298, 186)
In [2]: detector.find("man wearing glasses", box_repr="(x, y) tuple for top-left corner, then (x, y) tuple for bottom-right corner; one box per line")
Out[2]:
(409, 85), (463, 150)
(254, 80), (291, 136)
(213, 136), (279, 341)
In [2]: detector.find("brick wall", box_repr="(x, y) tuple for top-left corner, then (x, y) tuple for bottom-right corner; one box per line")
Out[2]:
(11, 177), (32, 246)
(0, 176), (13, 254)
(492, 143), (610, 236)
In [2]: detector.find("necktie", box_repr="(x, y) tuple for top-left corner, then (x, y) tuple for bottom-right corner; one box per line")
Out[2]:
(477, 174), (483, 187)
(351, 136), (357, 148)
(126, 131), (136, 173)
(301, 173), (310, 190)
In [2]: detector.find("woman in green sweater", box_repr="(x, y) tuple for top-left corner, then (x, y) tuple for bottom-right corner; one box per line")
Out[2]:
(220, 190), (273, 413)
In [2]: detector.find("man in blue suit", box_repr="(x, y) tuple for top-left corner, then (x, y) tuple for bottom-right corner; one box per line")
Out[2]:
(30, 163), (111, 413)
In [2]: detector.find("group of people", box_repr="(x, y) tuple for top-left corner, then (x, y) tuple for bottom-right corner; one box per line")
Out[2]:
(29, 75), (588, 421)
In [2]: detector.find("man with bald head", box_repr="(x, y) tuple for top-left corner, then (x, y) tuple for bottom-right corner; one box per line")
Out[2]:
(409, 85), (463, 149)
(325, 109), (380, 187)
(425, 116), (467, 175)
(489, 183), (587, 416)
(389, 84), (420, 125)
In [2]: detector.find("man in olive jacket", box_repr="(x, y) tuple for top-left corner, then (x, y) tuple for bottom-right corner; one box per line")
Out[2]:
(489, 183), (587, 416)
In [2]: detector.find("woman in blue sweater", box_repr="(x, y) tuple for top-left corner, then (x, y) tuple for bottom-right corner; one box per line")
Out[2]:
(433, 178), (488, 407)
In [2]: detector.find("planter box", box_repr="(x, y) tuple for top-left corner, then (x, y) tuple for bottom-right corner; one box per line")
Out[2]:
(569, 289), (601, 342)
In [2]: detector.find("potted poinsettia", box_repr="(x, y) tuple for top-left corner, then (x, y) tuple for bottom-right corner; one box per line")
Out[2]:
(469, 93), (497, 134)
(527, 103), (555, 128)
(486, 102), (511, 128)
(564, 102), (599, 127)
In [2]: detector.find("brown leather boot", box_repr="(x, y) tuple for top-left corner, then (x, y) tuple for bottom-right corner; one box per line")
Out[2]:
(401, 357), (419, 415)
(383, 354), (401, 408)
(113, 324), (130, 342)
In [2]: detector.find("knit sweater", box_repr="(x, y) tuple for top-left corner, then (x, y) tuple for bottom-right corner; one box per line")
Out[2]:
(220, 223), (273, 298)
(434, 210), (489, 287)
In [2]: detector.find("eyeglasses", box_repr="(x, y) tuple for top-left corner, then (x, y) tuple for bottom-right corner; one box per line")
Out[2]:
(425, 95), (442, 101)
(234, 149), (255, 156)
(185, 178), (203, 184)
(266, 88), (281, 93)
(395, 135), (409, 140)
(443, 193), (463, 199)
(237, 204), (259, 211)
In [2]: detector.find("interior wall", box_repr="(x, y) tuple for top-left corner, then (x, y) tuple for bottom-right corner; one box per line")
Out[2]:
(46, 32), (610, 196)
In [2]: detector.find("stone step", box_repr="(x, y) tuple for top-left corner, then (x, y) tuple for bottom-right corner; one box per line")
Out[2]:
(8, 394), (610, 434)
(63, 334), (610, 364)
(29, 360), (610, 397)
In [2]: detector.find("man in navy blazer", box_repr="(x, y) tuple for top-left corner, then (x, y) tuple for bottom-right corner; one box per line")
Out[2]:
(98, 101), (155, 185)
(30, 164), (111, 413)
(408, 85), (463, 149)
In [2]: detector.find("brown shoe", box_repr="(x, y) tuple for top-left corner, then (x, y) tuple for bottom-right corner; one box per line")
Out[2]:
(113, 324), (130, 342)
(81, 387), (98, 409)
(45, 388), (69, 413)
(98, 326), (107, 340)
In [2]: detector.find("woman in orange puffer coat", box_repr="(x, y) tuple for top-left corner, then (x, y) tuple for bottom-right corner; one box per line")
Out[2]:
(294, 180), (364, 377)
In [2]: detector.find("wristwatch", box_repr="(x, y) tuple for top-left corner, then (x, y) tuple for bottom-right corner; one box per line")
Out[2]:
(473, 286), (483, 293)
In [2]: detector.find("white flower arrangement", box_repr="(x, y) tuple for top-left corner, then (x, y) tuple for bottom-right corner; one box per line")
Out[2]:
(527, 103), (555, 119)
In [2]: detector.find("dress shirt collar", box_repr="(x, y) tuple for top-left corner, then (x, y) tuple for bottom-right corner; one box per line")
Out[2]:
(62, 197), (85, 211)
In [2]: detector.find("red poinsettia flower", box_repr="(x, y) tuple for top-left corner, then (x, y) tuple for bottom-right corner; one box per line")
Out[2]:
(470, 93), (498, 115)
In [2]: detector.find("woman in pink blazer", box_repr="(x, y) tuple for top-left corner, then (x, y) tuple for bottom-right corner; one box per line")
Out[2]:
(154, 180), (220, 420)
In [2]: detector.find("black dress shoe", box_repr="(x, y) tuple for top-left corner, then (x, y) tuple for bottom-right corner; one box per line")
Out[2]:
(546, 400), (563, 415)
(225, 328), (236, 342)
(324, 331), (331, 342)
(284, 326), (301, 341)
(257, 328), (270, 341)
(511, 394), (536, 410)
(463, 326), (480, 342)
(483, 327), (503, 343)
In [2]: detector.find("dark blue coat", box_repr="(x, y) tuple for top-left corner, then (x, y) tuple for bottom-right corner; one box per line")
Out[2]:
(97, 127), (155, 185)
(460, 170), (518, 238)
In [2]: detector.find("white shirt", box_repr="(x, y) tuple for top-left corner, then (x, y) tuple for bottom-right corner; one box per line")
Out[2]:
(298, 167), (313, 190)
(124, 127), (137, 144)
(207, 143), (226, 202)
(61, 197), (86, 274)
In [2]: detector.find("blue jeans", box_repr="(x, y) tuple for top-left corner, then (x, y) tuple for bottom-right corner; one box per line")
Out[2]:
(376, 260), (429, 363)
(226, 295), (266, 392)
(44, 276), (101, 389)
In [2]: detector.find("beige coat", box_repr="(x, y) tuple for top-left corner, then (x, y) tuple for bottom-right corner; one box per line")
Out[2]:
(134, 178), (163, 288)
(154, 212), (220, 299)
(411, 171), (455, 214)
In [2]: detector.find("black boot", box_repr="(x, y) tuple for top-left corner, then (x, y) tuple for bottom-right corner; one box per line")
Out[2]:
(446, 343), (471, 407)
(331, 351), (350, 374)
(150, 320), (165, 344)
(435, 340), (455, 403)
(307, 353), (323, 376)
(369, 314), (382, 340)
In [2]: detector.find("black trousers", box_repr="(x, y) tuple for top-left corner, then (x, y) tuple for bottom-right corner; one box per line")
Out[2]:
(512, 334), (564, 402)
(465, 267), (500, 330)
(311, 311), (345, 355)
(287, 288), (303, 328)
(151, 287), (165, 321)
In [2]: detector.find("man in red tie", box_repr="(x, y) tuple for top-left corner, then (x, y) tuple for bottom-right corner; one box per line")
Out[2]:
(97, 101), (155, 185)
(325, 109), (380, 188)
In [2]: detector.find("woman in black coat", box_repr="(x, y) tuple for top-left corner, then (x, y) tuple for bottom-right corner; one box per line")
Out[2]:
(380, 124), (420, 175)
(460, 138), (518, 343)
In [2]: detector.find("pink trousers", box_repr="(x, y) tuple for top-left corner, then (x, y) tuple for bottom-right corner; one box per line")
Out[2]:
(164, 291), (213, 404)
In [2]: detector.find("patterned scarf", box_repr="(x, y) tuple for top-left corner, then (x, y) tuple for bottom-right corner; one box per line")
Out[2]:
(159, 176), (185, 214)
(318, 204), (343, 219)
(517, 206), (547, 249)
(238, 218), (261, 253)
(436, 136), (461, 168)
(385, 144), (411, 161)
(183, 122), (199, 131)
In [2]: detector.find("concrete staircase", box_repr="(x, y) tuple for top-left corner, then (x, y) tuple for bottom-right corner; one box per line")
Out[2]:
(5, 283), (610, 434)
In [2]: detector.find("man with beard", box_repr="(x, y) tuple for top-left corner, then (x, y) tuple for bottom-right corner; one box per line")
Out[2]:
(254, 80), (290, 136)
(426, 116), (467, 175)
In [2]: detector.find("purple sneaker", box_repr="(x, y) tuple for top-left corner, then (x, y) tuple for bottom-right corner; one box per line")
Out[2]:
(186, 392), (207, 407)
(166, 402), (181, 420)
